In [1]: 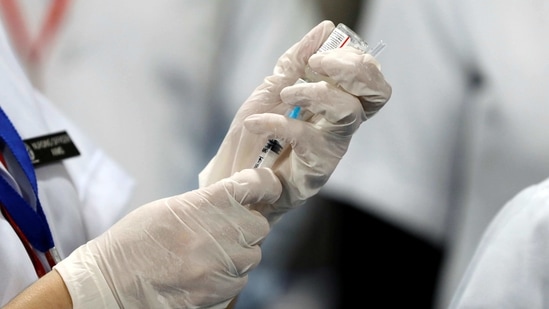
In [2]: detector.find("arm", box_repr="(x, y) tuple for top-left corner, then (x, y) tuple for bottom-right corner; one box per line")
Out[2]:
(3, 270), (72, 309)
(5, 168), (280, 309)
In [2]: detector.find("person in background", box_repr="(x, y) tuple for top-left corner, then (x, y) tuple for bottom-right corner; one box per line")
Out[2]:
(1, 18), (392, 308)
(449, 176), (549, 308)
(322, 0), (549, 307)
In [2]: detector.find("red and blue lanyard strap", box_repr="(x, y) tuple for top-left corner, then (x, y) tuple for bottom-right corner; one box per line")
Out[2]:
(0, 107), (60, 277)
(0, 0), (71, 87)
(0, 0), (70, 67)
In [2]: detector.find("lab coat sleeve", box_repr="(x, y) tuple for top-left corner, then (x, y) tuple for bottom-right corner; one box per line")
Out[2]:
(449, 178), (549, 308)
(35, 91), (136, 239)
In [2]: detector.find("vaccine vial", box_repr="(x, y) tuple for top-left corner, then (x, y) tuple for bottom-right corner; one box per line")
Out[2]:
(253, 23), (384, 169)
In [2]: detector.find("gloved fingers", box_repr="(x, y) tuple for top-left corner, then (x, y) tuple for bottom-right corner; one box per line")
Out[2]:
(224, 244), (263, 277)
(308, 48), (392, 117)
(225, 197), (271, 246)
(194, 168), (282, 209)
(245, 21), (335, 110)
(270, 20), (335, 83)
(58, 174), (275, 309)
(189, 184), (267, 276)
(186, 277), (246, 308)
(243, 113), (346, 159)
(220, 168), (282, 206)
(280, 81), (365, 132)
(208, 169), (279, 242)
(243, 113), (297, 145)
(237, 20), (336, 117)
(220, 169), (281, 244)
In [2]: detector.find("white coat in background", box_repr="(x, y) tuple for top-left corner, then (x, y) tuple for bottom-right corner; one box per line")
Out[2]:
(3, 0), (234, 206)
(325, 0), (549, 307)
(450, 177), (549, 308)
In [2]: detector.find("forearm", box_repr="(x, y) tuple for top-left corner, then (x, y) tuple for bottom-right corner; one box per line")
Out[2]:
(3, 270), (72, 309)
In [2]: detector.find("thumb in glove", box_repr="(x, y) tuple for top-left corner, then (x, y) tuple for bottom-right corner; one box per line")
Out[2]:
(54, 168), (281, 309)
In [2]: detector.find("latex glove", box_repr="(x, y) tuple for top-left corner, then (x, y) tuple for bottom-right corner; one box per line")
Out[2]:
(54, 168), (281, 309)
(199, 20), (392, 223)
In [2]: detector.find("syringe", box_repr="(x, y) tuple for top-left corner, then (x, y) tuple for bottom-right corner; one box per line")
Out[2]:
(252, 23), (385, 169)
(252, 106), (301, 168)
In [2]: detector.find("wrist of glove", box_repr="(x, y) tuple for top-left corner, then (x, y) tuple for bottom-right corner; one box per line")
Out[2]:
(54, 246), (119, 308)
(199, 20), (392, 224)
(54, 168), (281, 309)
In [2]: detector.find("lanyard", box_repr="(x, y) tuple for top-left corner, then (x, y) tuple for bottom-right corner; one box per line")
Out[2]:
(0, 0), (70, 65)
(0, 0), (70, 87)
(0, 106), (60, 276)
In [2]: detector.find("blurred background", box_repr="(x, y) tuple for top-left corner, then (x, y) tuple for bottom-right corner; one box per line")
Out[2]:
(7, 1), (546, 309)
(0, 1), (437, 308)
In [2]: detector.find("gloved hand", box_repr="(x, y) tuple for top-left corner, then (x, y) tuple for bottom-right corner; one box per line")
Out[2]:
(199, 20), (392, 223)
(54, 168), (281, 309)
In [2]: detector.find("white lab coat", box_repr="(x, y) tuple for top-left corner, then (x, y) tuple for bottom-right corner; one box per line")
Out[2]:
(5, 0), (233, 206)
(0, 23), (133, 305)
(325, 0), (549, 307)
(450, 177), (549, 308)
